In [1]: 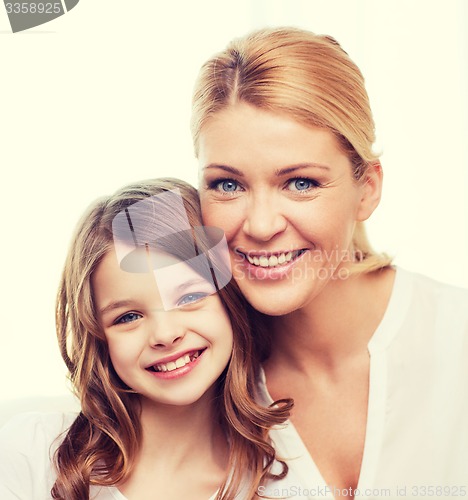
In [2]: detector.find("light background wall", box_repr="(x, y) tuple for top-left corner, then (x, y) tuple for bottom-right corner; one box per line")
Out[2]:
(0, 0), (467, 404)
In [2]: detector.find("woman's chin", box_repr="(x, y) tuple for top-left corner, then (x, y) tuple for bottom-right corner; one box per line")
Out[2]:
(237, 285), (306, 316)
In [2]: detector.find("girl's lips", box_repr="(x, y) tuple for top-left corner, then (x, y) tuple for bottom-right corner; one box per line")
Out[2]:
(146, 348), (204, 368)
(146, 349), (206, 380)
(235, 249), (308, 280)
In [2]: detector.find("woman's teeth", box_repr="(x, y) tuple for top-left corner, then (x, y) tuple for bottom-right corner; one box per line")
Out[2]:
(154, 351), (201, 372)
(246, 250), (303, 268)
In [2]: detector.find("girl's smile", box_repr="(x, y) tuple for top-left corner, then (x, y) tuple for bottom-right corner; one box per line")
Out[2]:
(93, 249), (233, 407)
(145, 347), (205, 380)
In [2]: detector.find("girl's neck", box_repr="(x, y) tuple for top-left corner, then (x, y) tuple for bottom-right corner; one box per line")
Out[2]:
(138, 389), (227, 468)
(265, 267), (395, 373)
(118, 389), (229, 499)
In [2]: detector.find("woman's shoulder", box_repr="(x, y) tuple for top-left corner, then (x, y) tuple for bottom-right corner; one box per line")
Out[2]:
(393, 267), (468, 345)
(397, 267), (468, 310)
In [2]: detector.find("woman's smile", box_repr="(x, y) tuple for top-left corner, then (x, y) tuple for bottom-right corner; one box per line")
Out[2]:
(233, 248), (309, 281)
(198, 102), (376, 315)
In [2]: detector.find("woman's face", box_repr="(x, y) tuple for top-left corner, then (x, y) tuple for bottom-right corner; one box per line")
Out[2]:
(198, 102), (381, 316)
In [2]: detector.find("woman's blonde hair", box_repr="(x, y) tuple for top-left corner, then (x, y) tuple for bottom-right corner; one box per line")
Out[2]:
(191, 27), (392, 274)
(53, 177), (292, 499)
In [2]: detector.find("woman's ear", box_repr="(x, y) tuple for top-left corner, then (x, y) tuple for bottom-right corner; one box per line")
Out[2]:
(356, 161), (383, 222)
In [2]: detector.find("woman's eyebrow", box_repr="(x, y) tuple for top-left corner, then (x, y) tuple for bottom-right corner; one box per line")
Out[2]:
(275, 163), (331, 176)
(204, 164), (244, 176)
(204, 163), (330, 176)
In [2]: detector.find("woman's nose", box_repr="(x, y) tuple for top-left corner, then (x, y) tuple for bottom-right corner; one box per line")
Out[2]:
(147, 311), (186, 349)
(242, 194), (287, 242)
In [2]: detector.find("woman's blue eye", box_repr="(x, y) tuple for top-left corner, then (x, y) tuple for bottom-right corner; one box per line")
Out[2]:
(287, 178), (317, 191)
(218, 180), (239, 192)
(177, 292), (208, 307)
(115, 312), (142, 325)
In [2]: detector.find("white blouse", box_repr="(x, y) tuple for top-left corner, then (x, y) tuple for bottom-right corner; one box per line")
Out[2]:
(0, 411), (303, 499)
(256, 268), (468, 500)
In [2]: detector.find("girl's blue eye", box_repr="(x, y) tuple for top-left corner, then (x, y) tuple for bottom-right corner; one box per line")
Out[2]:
(177, 292), (208, 307)
(217, 180), (239, 192)
(287, 178), (317, 191)
(115, 312), (142, 325)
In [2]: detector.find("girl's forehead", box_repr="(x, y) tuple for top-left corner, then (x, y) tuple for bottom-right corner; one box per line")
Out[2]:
(95, 249), (218, 312)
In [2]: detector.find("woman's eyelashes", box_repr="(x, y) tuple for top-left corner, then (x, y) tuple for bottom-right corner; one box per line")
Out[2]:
(285, 177), (321, 192)
(208, 178), (242, 194)
(207, 176), (321, 194)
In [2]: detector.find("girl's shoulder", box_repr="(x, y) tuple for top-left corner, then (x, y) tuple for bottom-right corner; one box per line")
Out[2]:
(0, 410), (78, 450)
(0, 411), (78, 500)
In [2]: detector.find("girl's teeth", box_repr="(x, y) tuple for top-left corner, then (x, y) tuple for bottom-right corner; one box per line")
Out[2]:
(155, 351), (201, 373)
(167, 361), (177, 371)
(246, 251), (301, 268)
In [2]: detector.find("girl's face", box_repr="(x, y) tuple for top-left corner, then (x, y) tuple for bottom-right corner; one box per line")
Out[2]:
(198, 102), (381, 316)
(93, 248), (233, 408)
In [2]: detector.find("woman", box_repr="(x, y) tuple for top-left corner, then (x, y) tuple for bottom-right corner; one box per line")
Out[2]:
(0, 178), (293, 499)
(191, 27), (468, 499)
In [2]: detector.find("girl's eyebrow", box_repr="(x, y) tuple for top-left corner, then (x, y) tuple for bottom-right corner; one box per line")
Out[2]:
(203, 163), (330, 176)
(174, 277), (215, 293)
(100, 300), (134, 316)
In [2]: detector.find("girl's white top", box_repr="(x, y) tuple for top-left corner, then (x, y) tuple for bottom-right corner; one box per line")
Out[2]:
(0, 410), (304, 499)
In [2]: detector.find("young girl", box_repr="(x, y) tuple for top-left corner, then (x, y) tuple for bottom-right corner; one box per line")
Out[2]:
(0, 178), (293, 499)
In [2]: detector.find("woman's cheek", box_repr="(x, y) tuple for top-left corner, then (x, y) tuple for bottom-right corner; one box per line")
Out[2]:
(202, 200), (238, 239)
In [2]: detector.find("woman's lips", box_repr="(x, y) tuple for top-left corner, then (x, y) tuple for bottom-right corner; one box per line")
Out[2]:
(234, 249), (308, 280)
(243, 249), (305, 268)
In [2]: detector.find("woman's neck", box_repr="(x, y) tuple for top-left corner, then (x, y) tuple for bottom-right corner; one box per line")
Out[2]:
(265, 267), (395, 374)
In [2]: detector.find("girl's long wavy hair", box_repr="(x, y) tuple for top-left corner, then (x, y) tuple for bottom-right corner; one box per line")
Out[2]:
(53, 177), (292, 500)
(191, 26), (392, 275)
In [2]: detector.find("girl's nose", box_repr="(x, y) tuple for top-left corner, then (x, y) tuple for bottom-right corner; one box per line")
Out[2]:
(147, 311), (186, 349)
